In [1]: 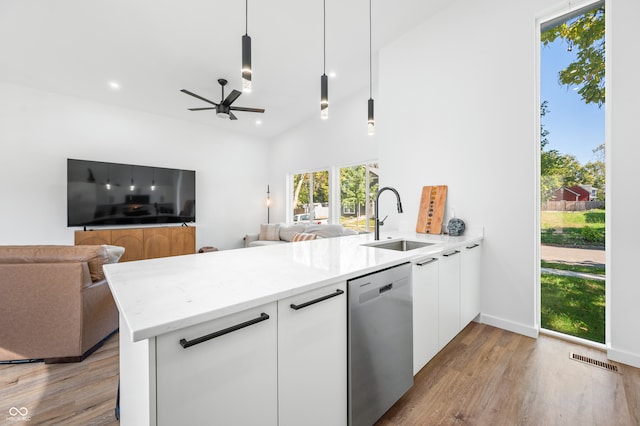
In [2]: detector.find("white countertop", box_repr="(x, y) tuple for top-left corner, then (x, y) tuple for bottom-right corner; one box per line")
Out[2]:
(104, 231), (482, 342)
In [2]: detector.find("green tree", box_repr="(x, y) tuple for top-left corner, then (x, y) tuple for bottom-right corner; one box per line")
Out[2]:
(541, 6), (605, 106)
(293, 173), (309, 209)
(340, 166), (367, 218)
(579, 144), (606, 201)
(312, 171), (329, 204)
(541, 101), (563, 201)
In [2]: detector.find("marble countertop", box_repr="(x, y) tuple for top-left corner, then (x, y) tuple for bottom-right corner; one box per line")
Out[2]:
(104, 230), (482, 342)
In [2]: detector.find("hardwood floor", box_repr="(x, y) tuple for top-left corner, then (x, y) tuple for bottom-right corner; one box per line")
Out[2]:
(0, 334), (119, 425)
(1, 323), (638, 425)
(379, 323), (640, 426)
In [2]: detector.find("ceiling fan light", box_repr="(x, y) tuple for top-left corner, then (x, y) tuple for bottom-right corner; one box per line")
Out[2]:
(321, 73), (329, 119)
(242, 34), (252, 93)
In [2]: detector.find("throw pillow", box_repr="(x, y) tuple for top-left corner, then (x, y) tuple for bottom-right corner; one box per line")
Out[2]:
(278, 224), (306, 242)
(291, 232), (318, 242)
(259, 223), (281, 241)
(103, 245), (126, 263)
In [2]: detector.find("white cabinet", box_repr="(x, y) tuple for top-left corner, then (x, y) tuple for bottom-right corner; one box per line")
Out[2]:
(155, 302), (278, 426)
(412, 257), (439, 375)
(460, 242), (482, 327)
(278, 282), (347, 426)
(438, 249), (461, 349)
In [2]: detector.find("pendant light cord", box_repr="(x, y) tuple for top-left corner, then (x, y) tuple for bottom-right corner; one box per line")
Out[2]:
(369, 0), (372, 98)
(245, 0), (248, 36)
(323, 0), (326, 74)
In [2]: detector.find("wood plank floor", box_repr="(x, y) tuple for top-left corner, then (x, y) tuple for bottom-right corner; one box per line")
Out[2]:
(1, 323), (638, 425)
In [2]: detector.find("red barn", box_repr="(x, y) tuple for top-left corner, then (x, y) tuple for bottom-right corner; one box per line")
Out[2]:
(550, 185), (592, 201)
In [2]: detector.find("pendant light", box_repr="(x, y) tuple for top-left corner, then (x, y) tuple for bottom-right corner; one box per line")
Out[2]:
(129, 166), (135, 191)
(320, 0), (329, 119)
(367, 0), (375, 135)
(242, 0), (252, 93)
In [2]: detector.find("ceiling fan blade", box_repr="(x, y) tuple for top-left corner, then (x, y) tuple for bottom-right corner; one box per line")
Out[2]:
(188, 107), (217, 111)
(180, 89), (218, 106)
(230, 106), (265, 113)
(229, 111), (238, 120)
(221, 89), (242, 107)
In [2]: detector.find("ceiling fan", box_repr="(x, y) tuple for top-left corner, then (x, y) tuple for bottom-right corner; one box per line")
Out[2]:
(181, 79), (265, 120)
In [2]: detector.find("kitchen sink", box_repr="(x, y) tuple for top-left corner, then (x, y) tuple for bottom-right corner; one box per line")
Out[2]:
(363, 239), (435, 251)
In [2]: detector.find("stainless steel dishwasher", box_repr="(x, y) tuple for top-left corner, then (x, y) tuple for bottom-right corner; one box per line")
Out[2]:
(348, 262), (413, 426)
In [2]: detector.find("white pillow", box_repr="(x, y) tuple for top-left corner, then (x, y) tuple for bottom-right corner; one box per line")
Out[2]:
(103, 245), (126, 263)
(259, 224), (281, 241)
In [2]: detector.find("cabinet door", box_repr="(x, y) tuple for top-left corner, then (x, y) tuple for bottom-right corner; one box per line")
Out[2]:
(170, 226), (196, 256)
(156, 303), (278, 426)
(438, 250), (461, 350)
(278, 282), (347, 426)
(412, 257), (439, 375)
(143, 228), (171, 259)
(74, 229), (111, 246)
(111, 228), (144, 262)
(460, 242), (482, 327)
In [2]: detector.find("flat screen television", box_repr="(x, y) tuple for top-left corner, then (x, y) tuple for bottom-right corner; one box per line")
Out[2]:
(67, 159), (196, 227)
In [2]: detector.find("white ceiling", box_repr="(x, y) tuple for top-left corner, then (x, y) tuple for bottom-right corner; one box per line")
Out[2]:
(0, 0), (447, 139)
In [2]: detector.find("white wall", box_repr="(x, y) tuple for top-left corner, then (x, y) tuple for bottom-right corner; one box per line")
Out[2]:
(379, 0), (639, 366)
(0, 81), (268, 250)
(607, 0), (640, 367)
(268, 87), (380, 223)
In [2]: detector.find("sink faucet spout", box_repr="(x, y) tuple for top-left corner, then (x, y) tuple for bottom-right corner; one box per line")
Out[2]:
(375, 187), (403, 240)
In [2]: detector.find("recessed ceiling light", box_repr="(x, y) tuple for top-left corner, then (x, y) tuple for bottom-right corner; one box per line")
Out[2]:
(255, 120), (262, 125)
(329, 72), (337, 78)
(109, 81), (120, 90)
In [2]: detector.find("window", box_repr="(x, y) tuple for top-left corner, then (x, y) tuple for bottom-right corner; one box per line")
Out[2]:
(339, 163), (378, 232)
(291, 170), (329, 224)
(289, 162), (378, 231)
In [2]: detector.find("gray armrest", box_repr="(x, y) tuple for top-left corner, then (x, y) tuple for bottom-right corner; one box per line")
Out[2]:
(244, 233), (259, 247)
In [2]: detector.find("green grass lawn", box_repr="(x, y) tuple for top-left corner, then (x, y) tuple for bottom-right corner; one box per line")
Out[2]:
(541, 272), (605, 343)
(541, 210), (605, 247)
(540, 210), (606, 343)
(541, 260), (605, 275)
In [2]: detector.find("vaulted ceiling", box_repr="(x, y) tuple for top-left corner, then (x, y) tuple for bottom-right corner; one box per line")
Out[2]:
(0, 0), (448, 139)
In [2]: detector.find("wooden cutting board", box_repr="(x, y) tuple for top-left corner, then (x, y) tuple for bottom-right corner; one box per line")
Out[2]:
(416, 185), (447, 234)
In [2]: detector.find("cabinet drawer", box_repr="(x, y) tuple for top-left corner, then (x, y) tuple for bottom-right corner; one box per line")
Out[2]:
(278, 283), (347, 426)
(156, 303), (278, 426)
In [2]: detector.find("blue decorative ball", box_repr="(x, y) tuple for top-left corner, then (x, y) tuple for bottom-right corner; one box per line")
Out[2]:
(447, 218), (465, 236)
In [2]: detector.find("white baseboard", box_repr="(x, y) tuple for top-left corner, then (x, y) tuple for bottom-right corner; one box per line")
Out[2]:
(607, 346), (640, 369)
(479, 313), (539, 339)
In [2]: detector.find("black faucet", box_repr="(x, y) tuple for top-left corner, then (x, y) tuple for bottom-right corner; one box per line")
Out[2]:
(375, 187), (403, 240)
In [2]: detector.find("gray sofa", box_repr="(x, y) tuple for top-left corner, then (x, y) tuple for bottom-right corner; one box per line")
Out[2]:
(244, 223), (358, 247)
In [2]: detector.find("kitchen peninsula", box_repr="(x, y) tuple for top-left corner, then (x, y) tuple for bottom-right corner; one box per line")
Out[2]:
(104, 230), (483, 425)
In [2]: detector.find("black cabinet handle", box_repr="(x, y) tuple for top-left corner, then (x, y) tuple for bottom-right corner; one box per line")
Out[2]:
(180, 313), (270, 348)
(466, 243), (480, 249)
(416, 258), (438, 266)
(443, 250), (460, 257)
(290, 289), (344, 311)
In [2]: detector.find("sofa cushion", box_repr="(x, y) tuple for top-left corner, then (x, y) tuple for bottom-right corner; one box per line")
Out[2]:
(278, 224), (306, 242)
(304, 224), (348, 239)
(291, 232), (318, 242)
(0, 245), (110, 282)
(248, 240), (287, 247)
(259, 223), (281, 241)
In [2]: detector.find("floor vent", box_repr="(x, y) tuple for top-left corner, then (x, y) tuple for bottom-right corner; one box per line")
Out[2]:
(569, 352), (619, 373)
